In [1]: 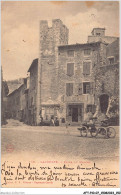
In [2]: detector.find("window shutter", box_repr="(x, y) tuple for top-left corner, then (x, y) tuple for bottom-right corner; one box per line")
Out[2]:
(86, 84), (90, 94)
(67, 63), (74, 76)
(66, 83), (69, 96)
(70, 83), (73, 96)
(78, 83), (83, 95)
(66, 83), (73, 96)
(90, 82), (94, 94)
(83, 62), (91, 75)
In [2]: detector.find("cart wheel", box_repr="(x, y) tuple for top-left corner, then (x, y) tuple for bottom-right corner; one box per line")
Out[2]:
(80, 126), (87, 137)
(107, 127), (116, 138)
(90, 127), (97, 137)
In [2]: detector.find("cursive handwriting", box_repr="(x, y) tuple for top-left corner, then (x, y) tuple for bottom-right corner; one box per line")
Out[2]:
(1, 161), (119, 187)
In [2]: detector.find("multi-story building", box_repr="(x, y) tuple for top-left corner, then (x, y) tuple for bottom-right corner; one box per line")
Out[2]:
(34, 19), (111, 125)
(27, 58), (38, 125)
(57, 41), (108, 125)
(88, 28), (118, 44)
(36, 20), (119, 126)
(7, 78), (27, 122)
(6, 20), (119, 126)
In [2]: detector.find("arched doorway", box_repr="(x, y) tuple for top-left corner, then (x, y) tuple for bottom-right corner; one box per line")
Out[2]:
(99, 94), (109, 114)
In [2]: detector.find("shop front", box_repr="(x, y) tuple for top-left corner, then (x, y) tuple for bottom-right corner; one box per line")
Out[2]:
(66, 103), (84, 125)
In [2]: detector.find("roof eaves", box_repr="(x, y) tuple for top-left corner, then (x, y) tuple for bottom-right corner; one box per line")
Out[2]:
(28, 58), (38, 72)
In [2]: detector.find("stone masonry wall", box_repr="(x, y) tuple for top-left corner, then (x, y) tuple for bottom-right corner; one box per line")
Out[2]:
(28, 62), (38, 125)
(88, 36), (118, 44)
(36, 19), (69, 124)
(94, 40), (119, 115)
(58, 43), (103, 122)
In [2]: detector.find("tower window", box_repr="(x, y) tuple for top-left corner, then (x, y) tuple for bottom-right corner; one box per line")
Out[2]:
(96, 33), (101, 36)
(108, 57), (114, 65)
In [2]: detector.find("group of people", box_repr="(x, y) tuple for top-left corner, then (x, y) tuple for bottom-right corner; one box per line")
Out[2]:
(39, 116), (59, 126)
(50, 116), (59, 126)
(84, 111), (108, 126)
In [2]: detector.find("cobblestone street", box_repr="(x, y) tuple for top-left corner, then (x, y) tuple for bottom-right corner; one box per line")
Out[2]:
(1, 119), (119, 163)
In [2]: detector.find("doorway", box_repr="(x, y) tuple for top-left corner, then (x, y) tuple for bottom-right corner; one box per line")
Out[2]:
(72, 107), (78, 122)
(99, 94), (109, 113)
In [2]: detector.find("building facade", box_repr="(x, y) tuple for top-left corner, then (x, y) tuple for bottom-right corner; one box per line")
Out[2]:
(88, 28), (118, 44)
(7, 78), (27, 122)
(94, 39), (119, 123)
(36, 22), (119, 126)
(6, 20), (119, 126)
(27, 59), (38, 125)
(56, 42), (108, 125)
(36, 19), (69, 124)
(1, 69), (9, 125)
(35, 19), (118, 125)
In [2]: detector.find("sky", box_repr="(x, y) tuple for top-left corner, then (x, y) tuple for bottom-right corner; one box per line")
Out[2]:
(1, 1), (119, 81)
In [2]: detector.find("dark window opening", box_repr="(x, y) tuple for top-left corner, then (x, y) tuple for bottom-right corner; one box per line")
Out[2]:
(108, 57), (114, 65)
(96, 33), (101, 36)
(83, 82), (90, 94)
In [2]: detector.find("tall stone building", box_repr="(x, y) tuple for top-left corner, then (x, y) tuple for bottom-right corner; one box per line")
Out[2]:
(6, 20), (119, 126)
(36, 19), (69, 124)
(33, 19), (119, 126)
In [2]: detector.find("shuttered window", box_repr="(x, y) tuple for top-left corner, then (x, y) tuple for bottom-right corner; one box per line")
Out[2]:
(83, 82), (90, 94)
(90, 82), (94, 94)
(83, 62), (91, 75)
(83, 82), (94, 94)
(67, 63), (74, 76)
(66, 83), (73, 96)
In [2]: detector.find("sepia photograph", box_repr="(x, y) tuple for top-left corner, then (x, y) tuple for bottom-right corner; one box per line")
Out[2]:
(1, 0), (120, 190)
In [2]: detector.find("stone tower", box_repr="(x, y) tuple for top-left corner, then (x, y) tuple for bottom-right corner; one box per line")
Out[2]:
(36, 19), (69, 124)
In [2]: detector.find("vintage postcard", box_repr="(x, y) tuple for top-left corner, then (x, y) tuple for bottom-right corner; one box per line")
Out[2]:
(1, 0), (120, 192)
